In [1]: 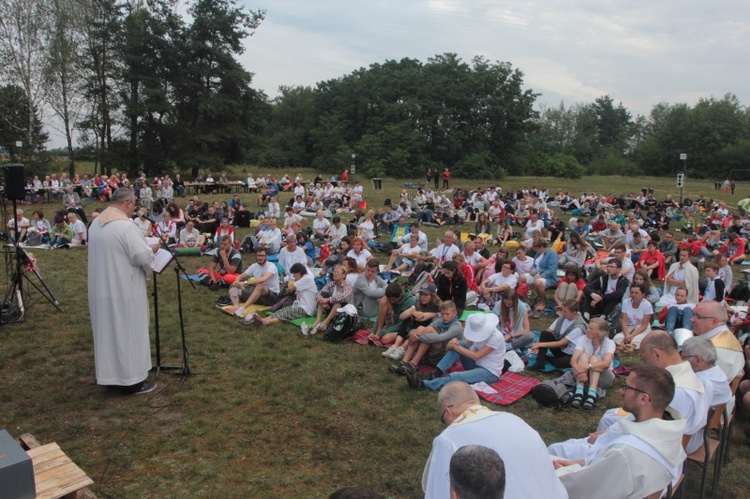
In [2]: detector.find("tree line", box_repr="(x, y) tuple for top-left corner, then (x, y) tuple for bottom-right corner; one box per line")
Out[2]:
(1, 0), (748, 180)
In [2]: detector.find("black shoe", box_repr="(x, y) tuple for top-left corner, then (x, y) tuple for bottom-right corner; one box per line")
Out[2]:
(406, 372), (424, 390)
(123, 381), (157, 395)
(582, 394), (597, 410)
(388, 361), (406, 374)
(528, 362), (546, 371)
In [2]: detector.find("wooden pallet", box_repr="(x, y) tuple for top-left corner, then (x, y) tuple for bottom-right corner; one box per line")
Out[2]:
(18, 434), (95, 499)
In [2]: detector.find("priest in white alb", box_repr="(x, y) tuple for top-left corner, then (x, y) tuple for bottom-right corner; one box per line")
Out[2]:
(88, 188), (160, 395)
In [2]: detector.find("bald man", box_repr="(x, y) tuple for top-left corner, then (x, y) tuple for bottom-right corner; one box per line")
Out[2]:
(423, 381), (566, 499)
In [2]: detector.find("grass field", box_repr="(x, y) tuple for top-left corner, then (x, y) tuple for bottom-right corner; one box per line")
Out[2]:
(1, 171), (749, 498)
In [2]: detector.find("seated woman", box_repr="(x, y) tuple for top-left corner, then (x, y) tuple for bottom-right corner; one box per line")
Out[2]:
(569, 318), (615, 410)
(390, 299), (459, 375)
(248, 263), (317, 326)
(49, 213), (74, 248)
(357, 209), (376, 242)
(303, 265), (353, 335)
(406, 312), (507, 391)
(495, 219), (513, 246)
(296, 231), (316, 266)
(614, 283), (653, 349)
(554, 265), (585, 307)
(484, 245), (511, 281)
(626, 268), (660, 305)
(452, 252), (478, 307)
(493, 288), (533, 352)
(382, 282), (441, 361)
(478, 259), (517, 310)
(469, 212), (491, 240)
(529, 299), (587, 371)
(558, 231), (592, 269)
(214, 218), (237, 248)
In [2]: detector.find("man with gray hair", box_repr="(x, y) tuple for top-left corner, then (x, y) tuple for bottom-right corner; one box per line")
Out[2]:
(682, 336), (733, 410)
(422, 381), (566, 499)
(690, 300), (744, 380)
(449, 445), (505, 499)
(426, 231), (460, 269)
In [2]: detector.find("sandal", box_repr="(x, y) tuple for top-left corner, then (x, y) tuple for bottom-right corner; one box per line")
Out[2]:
(582, 394), (597, 410)
(569, 392), (584, 409)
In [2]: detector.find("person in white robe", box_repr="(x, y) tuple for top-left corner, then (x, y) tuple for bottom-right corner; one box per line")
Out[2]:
(690, 301), (745, 380)
(88, 188), (159, 393)
(596, 331), (709, 454)
(682, 336), (734, 412)
(550, 365), (687, 499)
(423, 381), (567, 499)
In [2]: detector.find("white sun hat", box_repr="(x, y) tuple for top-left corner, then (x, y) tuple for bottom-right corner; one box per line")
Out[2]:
(462, 313), (500, 342)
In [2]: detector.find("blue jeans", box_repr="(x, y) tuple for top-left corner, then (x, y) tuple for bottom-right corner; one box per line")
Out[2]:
(665, 306), (693, 332)
(423, 341), (499, 391)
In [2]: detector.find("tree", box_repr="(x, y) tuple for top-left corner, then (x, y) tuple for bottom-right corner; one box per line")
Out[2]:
(591, 95), (633, 156)
(0, 84), (49, 169)
(0, 0), (52, 166)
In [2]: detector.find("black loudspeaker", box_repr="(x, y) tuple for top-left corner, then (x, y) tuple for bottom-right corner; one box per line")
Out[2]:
(2, 164), (26, 201)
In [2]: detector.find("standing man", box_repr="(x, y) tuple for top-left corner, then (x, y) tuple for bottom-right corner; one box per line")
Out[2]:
(88, 188), (160, 394)
(442, 167), (451, 189)
(422, 381), (567, 499)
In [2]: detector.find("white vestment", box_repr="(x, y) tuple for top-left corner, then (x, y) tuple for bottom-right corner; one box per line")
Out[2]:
(550, 409), (687, 499)
(423, 405), (567, 499)
(702, 328), (745, 380)
(88, 207), (155, 386)
(597, 362), (709, 454)
(696, 364), (734, 414)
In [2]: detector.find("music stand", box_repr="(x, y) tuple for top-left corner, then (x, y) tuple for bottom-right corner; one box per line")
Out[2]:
(150, 224), (217, 390)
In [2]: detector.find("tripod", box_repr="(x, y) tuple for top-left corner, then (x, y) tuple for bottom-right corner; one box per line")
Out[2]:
(2, 198), (62, 323)
(150, 224), (216, 390)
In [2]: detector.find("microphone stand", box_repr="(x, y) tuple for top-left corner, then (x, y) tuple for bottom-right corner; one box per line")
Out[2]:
(150, 221), (216, 390)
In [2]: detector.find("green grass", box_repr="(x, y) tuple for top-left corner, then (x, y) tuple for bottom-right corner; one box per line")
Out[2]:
(2, 172), (749, 498)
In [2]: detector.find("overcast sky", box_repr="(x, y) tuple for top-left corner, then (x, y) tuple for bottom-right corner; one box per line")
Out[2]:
(241, 0), (750, 116)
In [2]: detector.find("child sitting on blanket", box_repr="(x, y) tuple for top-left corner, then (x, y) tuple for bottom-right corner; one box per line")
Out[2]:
(388, 300), (461, 375)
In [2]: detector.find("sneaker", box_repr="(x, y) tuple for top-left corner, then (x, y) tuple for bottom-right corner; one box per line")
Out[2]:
(300, 323), (310, 336)
(388, 347), (406, 360)
(310, 323), (325, 335)
(382, 345), (396, 358)
(133, 381), (157, 395)
(477, 303), (490, 312)
(234, 306), (246, 317)
(406, 372), (425, 390)
(388, 361), (406, 374)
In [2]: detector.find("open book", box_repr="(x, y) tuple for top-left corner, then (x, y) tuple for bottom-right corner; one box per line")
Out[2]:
(145, 237), (174, 273)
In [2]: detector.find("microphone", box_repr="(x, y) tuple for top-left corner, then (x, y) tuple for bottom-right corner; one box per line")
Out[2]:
(139, 213), (157, 224)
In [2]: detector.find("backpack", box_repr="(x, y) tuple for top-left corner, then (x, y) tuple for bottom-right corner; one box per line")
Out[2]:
(322, 312), (362, 342)
(530, 379), (574, 408)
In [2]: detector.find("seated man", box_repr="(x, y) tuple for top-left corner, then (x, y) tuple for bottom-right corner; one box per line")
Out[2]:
(549, 364), (687, 499)
(449, 445), (506, 499)
(423, 381), (567, 499)
(598, 331), (709, 454)
(682, 336), (733, 411)
(583, 257), (628, 319)
(663, 287), (695, 333)
(383, 233), (421, 273)
(228, 248), (280, 315)
(389, 301), (462, 375)
(197, 235), (243, 287)
(528, 238), (559, 315)
(351, 259), (387, 317)
(691, 300), (745, 380)
(7, 209), (30, 243)
(529, 299), (587, 371)
(369, 282), (415, 345)
(658, 231), (678, 265)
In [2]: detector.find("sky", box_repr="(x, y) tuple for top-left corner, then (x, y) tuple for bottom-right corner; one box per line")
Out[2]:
(43, 0), (750, 148)
(240, 0), (750, 116)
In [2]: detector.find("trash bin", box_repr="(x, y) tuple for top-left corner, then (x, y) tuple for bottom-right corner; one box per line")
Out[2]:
(371, 178), (383, 190)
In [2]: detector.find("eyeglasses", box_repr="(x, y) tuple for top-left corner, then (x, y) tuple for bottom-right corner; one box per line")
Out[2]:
(621, 383), (649, 396)
(692, 313), (720, 321)
(440, 404), (454, 424)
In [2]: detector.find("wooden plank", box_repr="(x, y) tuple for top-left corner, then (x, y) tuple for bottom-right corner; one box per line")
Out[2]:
(26, 443), (94, 499)
(18, 433), (42, 449)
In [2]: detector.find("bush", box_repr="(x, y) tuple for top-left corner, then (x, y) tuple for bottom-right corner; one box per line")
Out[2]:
(587, 154), (640, 176)
(259, 149), (289, 168)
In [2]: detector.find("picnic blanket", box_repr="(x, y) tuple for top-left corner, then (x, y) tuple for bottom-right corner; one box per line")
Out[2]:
(350, 328), (385, 347)
(459, 309), (489, 321)
(217, 304), (269, 318)
(180, 274), (202, 281)
(290, 316), (317, 327)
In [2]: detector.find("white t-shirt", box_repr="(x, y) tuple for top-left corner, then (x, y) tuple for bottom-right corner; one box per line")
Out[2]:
(358, 220), (375, 240)
(465, 251), (483, 267)
(71, 219), (87, 241)
(242, 261), (280, 294)
(347, 248), (372, 267)
(525, 219), (544, 238)
(488, 272), (517, 290)
(330, 223), (347, 239)
(574, 336), (616, 371)
(313, 218), (331, 233)
(294, 273), (317, 315)
(621, 298), (653, 333)
(512, 256), (534, 275)
(474, 329), (507, 376)
(549, 317), (586, 355)
(399, 243), (421, 258)
(430, 244), (460, 268)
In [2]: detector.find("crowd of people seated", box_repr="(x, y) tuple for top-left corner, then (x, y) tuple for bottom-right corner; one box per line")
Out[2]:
(10, 168), (750, 497)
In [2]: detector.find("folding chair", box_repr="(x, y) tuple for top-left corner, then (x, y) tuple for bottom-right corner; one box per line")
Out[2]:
(685, 404), (726, 499)
(721, 375), (743, 466)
